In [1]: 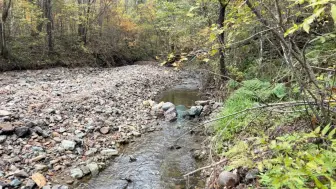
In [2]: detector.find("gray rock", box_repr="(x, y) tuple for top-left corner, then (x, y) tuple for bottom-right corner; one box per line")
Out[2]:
(162, 102), (175, 111)
(188, 106), (203, 116)
(0, 135), (6, 143)
(100, 127), (110, 134)
(0, 123), (14, 134)
(164, 107), (177, 122)
(59, 186), (69, 189)
(35, 164), (48, 171)
(70, 168), (84, 179)
(25, 179), (36, 189)
(151, 103), (164, 116)
(84, 148), (98, 156)
(80, 165), (91, 175)
(33, 126), (49, 138)
(61, 140), (76, 150)
(13, 170), (29, 178)
(218, 171), (239, 188)
(200, 105), (211, 116)
(42, 185), (52, 189)
(101, 149), (119, 157)
(245, 168), (259, 181)
(10, 178), (21, 188)
(87, 163), (99, 176)
(14, 127), (30, 138)
(52, 185), (61, 189)
(32, 146), (44, 152)
(195, 100), (210, 106)
(0, 110), (12, 117)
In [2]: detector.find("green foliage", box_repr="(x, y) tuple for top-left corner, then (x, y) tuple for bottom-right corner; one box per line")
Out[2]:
(259, 126), (336, 189)
(216, 79), (288, 142)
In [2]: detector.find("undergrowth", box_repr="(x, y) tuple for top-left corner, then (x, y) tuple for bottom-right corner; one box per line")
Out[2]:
(214, 79), (336, 188)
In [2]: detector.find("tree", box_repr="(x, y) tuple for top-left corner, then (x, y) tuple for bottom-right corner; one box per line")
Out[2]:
(218, 0), (230, 77)
(0, 0), (11, 59)
(44, 0), (53, 52)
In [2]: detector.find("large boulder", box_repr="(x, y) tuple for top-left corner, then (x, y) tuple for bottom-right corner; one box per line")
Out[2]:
(162, 102), (175, 111)
(176, 105), (189, 119)
(164, 107), (177, 122)
(218, 171), (239, 188)
(151, 102), (164, 116)
(188, 106), (203, 116)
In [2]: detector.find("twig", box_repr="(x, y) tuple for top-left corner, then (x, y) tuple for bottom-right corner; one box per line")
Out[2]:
(183, 159), (227, 177)
(310, 66), (336, 72)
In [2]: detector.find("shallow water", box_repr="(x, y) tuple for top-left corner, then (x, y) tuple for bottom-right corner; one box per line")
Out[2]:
(85, 79), (205, 189)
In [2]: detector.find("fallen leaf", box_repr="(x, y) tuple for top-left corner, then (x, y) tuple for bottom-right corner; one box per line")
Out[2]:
(32, 172), (46, 188)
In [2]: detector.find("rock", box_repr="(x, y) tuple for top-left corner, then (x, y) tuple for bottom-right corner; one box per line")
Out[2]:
(131, 131), (141, 137)
(35, 164), (48, 171)
(213, 102), (223, 109)
(13, 170), (29, 178)
(101, 149), (119, 157)
(70, 168), (84, 179)
(188, 106), (203, 116)
(218, 171), (239, 188)
(25, 179), (36, 189)
(14, 127), (31, 138)
(245, 169), (259, 181)
(59, 186), (69, 189)
(31, 154), (47, 162)
(164, 107), (177, 122)
(84, 148), (98, 156)
(195, 100), (210, 106)
(100, 127), (110, 134)
(0, 110), (12, 117)
(162, 102), (175, 111)
(10, 178), (22, 188)
(52, 185), (61, 189)
(61, 140), (76, 150)
(129, 155), (137, 162)
(0, 135), (6, 143)
(0, 123), (14, 134)
(32, 146), (44, 152)
(87, 163), (99, 176)
(151, 102), (164, 116)
(200, 105), (211, 117)
(176, 105), (189, 119)
(33, 126), (49, 138)
(80, 165), (91, 175)
(42, 185), (51, 189)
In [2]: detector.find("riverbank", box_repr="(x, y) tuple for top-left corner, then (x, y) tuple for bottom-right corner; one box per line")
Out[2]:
(0, 65), (201, 188)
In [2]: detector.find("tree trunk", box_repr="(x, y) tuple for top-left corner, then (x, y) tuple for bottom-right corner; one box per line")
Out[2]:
(44, 0), (53, 53)
(218, 1), (228, 77)
(1, 0), (11, 59)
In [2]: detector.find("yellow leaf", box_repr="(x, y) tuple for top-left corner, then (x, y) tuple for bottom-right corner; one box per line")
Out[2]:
(32, 173), (46, 188)
(332, 4), (336, 25)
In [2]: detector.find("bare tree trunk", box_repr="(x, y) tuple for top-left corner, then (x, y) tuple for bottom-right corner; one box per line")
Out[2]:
(0, 0), (11, 59)
(218, 1), (229, 77)
(44, 0), (53, 52)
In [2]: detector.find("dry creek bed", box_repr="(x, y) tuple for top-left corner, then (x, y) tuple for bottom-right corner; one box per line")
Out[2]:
(0, 65), (208, 189)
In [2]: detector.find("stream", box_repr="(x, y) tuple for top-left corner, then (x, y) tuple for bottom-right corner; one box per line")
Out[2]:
(83, 79), (206, 189)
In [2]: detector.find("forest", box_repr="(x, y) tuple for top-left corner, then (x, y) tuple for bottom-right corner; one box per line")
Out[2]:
(0, 0), (336, 189)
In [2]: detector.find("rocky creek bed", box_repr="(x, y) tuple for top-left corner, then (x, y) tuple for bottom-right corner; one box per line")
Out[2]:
(0, 65), (222, 189)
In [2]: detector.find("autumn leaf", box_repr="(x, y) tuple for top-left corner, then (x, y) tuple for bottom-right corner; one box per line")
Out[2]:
(32, 173), (47, 188)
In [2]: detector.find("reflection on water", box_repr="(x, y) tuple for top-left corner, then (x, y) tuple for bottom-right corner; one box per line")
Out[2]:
(160, 89), (200, 108)
(85, 81), (205, 189)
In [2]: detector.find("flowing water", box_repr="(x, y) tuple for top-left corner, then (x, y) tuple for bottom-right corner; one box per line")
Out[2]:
(85, 79), (205, 189)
